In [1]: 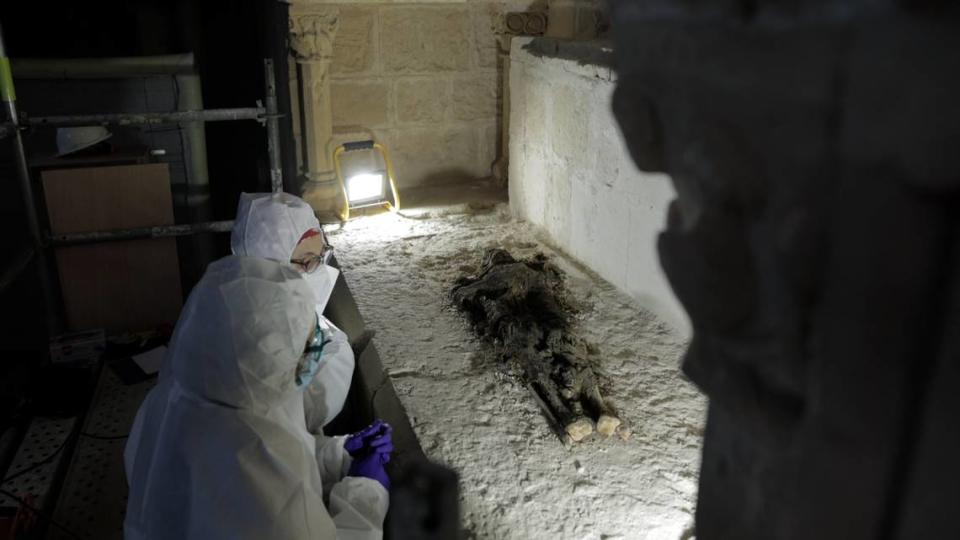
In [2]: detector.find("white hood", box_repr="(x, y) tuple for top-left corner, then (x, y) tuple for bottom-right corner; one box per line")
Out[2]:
(231, 192), (321, 263)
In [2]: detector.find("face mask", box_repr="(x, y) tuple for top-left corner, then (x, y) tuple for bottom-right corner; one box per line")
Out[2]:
(301, 264), (340, 312)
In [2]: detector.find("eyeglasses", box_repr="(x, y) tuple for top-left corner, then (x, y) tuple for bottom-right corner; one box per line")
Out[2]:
(297, 320), (331, 387)
(291, 245), (334, 274)
(304, 320), (328, 355)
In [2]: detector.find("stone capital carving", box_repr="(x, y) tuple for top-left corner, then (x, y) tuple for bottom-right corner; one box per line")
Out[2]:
(289, 10), (340, 63)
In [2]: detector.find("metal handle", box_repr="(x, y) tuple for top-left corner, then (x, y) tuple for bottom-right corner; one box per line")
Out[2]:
(342, 140), (375, 152)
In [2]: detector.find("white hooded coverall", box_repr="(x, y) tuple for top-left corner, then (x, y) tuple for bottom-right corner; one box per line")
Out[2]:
(123, 256), (387, 540)
(231, 192), (357, 478)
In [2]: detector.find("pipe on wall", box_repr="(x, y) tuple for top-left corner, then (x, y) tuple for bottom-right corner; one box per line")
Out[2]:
(11, 54), (196, 79)
(175, 72), (215, 289)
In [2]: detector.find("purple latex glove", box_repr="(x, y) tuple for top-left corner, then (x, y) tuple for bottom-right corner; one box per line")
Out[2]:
(369, 434), (394, 463)
(348, 452), (390, 490)
(344, 420), (381, 456)
(368, 423), (393, 462)
(344, 419), (393, 458)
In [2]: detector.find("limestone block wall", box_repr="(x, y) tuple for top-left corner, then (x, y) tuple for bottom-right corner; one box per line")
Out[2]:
(290, 1), (535, 189)
(508, 37), (689, 335)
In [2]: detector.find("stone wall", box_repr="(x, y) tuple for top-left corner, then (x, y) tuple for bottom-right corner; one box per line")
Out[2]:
(290, 1), (537, 190)
(607, 2), (960, 539)
(508, 37), (689, 335)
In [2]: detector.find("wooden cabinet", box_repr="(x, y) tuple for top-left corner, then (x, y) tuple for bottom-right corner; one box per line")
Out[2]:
(42, 163), (183, 332)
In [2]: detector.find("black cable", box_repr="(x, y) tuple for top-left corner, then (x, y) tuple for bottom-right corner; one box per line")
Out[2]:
(0, 487), (83, 540)
(0, 431), (127, 485)
(0, 432), (126, 537)
(79, 432), (128, 441)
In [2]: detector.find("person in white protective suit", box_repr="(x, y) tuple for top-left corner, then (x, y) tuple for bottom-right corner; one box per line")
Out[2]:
(231, 192), (354, 438)
(123, 256), (391, 540)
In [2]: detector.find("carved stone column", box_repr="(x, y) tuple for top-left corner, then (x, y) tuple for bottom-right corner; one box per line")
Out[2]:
(289, 8), (341, 220)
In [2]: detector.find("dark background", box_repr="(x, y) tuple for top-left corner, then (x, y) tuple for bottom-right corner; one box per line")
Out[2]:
(0, 0), (298, 355)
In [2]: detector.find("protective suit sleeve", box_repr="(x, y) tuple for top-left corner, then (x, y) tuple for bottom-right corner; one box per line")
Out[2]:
(317, 434), (352, 488)
(201, 433), (337, 540)
(123, 397), (147, 478)
(328, 476), (389, 540)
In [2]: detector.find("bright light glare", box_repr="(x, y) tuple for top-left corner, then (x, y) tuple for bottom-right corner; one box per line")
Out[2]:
(347, 173), (384, 203)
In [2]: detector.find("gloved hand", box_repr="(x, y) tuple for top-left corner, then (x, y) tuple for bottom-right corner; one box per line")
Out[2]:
(348, 451), (390, 490)
(344, 419), (394, 460)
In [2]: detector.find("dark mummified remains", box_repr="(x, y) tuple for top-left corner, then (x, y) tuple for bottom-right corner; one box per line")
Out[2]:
(451, 248), (620, 443)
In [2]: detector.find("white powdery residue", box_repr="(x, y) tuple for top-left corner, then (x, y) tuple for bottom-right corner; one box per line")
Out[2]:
(330, 205), (707, 540)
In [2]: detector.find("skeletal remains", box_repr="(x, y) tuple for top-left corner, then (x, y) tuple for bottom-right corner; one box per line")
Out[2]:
(451, 249), (622, 443)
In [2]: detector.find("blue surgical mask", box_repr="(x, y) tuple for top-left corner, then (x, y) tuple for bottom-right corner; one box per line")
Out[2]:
(296, 320), (331, 388)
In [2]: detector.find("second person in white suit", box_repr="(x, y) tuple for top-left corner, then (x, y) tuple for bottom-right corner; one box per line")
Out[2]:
(123, 256), (390, 539)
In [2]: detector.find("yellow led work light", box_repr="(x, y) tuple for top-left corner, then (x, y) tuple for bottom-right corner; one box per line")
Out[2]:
(333, 140), (400, 221)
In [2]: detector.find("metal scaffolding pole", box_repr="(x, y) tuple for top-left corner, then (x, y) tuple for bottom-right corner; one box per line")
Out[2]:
(0, 247), (36, 296)
(1, 22), (60, 332)
(1, 53), (284, 340)
(264, 59), (283, 193)
(1, 33), (41, 247)
(24, 107), (268, 128)
(49, 220), (236, 246)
